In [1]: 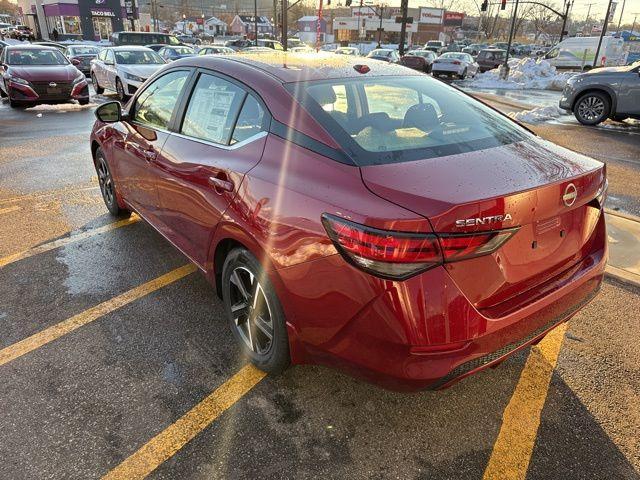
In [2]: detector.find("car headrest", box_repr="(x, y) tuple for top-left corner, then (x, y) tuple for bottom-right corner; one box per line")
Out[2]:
(308, 84), (336, 106)
(402, 103), (440, 132)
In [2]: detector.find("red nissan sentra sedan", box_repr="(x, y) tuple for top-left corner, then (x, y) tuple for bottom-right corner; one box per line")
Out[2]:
(89, 53), (607, 391)
(0, 45), (90, 108)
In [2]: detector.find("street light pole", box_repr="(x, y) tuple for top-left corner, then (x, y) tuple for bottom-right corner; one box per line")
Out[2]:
(616, 0), (626, 34)
(631, 13), (639, 37)
(558, 0), (572, 42)
(377, 5), (383, 48)
(500, 0), (519, 79)
(282, 0), (288, 50)
(254, 0), (258, 45)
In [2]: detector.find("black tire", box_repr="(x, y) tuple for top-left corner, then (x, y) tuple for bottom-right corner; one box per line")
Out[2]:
(9, 98), (20, 108)
(79, 98), (90, 106)
(116, 78), (128, 102)
(222, 248), (290, 375)
(0, 84), (6, 98)
(94, 147), (130, 217)
(91, 73), (104, 94)
(573, 91), (610, 126)
(459, 68), (467, 80)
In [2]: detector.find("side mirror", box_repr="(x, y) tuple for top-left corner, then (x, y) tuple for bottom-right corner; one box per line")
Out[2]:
(95, 101), (125, 123)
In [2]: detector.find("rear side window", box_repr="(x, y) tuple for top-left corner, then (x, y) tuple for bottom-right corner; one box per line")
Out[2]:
(293, 76), (529, 166)
(133, 70), (190, 130)
(181, 73), (246, 145)
(231, 95), (266, 144)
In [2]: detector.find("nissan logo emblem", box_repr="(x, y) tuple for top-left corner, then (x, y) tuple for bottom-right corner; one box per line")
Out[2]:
(48, 82), (57, 87)
(563, 183), (577, 207)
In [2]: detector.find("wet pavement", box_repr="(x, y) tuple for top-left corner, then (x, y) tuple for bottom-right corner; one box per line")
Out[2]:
(1, 92), (639, 479)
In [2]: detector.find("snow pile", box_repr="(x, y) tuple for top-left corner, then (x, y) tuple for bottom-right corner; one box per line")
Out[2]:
(508, 105), (567, 124)
(470, 58), (576, 91)
(26, 102), (97, 113)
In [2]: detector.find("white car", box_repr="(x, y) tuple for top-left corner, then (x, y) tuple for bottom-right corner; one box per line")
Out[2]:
(90, 46), (165, 101)
(431, 52), (479, 79)
(335, 47), (360, 56)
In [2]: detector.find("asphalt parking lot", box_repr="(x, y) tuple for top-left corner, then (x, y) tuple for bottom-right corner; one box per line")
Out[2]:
(1, 97), (639, 479)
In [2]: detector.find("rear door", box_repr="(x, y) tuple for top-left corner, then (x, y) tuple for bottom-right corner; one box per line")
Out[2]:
(154, 70), (270, 267)
(617, 67), (640, 116)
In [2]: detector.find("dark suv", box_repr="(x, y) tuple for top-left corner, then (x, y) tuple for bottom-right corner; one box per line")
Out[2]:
(477, 49), (507, 72)
(559, 62), (640, 125)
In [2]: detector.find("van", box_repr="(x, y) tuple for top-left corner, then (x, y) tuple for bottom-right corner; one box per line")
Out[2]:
(544, 36), (626, 70)
(111, 31), (181, 47)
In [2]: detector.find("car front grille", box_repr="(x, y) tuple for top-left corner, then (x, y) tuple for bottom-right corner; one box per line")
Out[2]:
(31, 81), (73, 100)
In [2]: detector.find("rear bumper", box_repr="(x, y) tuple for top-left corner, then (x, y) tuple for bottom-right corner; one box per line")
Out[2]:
(432, 64), (464, 76)
(275, 212), (607, 391)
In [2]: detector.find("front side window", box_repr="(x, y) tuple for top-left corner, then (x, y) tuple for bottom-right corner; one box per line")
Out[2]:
(181, 73), (246, 145)
(294, 76), (529, 165)
(133, 70), (190, 130)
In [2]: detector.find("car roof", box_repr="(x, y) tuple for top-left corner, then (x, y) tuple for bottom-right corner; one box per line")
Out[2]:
(5, 44), (59, 51)
(108, 46), (154, 51)
(175, 52), (418, 83)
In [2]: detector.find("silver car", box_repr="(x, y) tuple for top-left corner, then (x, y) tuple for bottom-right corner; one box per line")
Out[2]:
(90, 46), (165, 101)
(559, 61), (640, 125)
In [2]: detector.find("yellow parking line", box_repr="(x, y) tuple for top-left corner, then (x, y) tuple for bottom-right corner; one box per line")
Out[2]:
(102, 364), (266, 480)
(0, 206), (21, 215)
(0, 264), (197, 367)
(0, 215), (140, 268)
(0, 185), (100, 206)
(482, 322), (569, 480)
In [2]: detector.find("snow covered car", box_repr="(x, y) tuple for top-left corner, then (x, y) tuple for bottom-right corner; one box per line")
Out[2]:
(91, 46), (165, 101)
(431, 52), (478, 79)
(559, 61), (640, 125)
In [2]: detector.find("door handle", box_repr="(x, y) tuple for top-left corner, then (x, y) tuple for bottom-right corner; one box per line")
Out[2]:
(208, 175), (234, 193)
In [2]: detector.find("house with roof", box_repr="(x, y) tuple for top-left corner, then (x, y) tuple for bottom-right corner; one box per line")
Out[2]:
(230, 15), (273, 37)
(204, 16), (227, 36)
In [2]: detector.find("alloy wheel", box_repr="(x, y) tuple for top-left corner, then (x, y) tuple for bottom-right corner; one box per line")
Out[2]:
(577, 96), (605, 122)
(96, 156), (114, 208)
(228, 266), (274, 355)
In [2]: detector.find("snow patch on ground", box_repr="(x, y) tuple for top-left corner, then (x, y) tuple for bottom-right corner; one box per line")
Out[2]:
(26, 102), (97, 113)
(508, 105), (568, 124)
(469, 58), (576, 91)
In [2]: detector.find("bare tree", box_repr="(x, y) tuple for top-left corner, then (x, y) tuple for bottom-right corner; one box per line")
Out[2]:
(526, 3), (558, 42)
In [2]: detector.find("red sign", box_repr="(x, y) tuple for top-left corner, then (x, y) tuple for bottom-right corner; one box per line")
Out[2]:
(443, 11), (464, 26)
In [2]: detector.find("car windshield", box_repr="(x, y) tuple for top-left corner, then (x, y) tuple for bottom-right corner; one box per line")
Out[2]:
(427, 41), (442, 46)
(69, 46), (100, 55)
(441, 53), (467, 60)
(115, 50), (164, 64)
(369, 50), (391, 57)
(407, 51), (429, 57)
(289, 75), (529, 166)
(173, 46), (193, 54)
(7, 48), (68, 65)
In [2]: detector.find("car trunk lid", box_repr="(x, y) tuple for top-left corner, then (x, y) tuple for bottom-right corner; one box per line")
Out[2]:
(360, 139), (605, 311)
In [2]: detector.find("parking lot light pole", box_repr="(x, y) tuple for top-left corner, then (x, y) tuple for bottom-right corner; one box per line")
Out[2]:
(500, 0), (519, 79)
(594, 0), (614, 69)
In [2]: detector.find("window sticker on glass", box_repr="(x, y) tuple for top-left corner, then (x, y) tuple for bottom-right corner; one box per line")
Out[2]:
(182, 74), (244, 145)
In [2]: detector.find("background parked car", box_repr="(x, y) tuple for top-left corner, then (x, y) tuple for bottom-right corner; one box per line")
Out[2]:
(111, 31), (181, 47)
(158, 45), (196, 62)
(366, 48), (400, 63)
(424, 40), (445, 54)
(462, 43), (486, 56)
(335, 46), (360, 56)
(176, 34), (201, 45)
(401, 49), (437, 72)
(198, 45), (235, 55)
(91, 46), (165, 101)
(0, 45), (89, 107)
(431, 52), (478, 79)
(10, 25), (34, 41)
(224, 39), (253, 51)
(64, 45), (101, 75)
(290, 46), (315, 53)
(145, 44), (167, 52)
(477, 48), (507, 72)
(559, 61), (640, 125)
(257, 39), (284, 50)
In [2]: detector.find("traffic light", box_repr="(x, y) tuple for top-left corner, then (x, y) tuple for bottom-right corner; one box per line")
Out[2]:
(481, 0), (488, 11)
(500, 0), (506, 9)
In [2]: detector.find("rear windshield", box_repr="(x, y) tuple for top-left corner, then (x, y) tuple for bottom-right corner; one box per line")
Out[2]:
(69, 46), (100, 55)
(7, 48), (68, 65)
(115, 50), (164, 64)
(288, 75), (529, 166)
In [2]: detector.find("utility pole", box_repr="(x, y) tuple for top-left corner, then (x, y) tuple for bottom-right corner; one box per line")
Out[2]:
(377, 4), (384, 48)
(631, 13), (639, 37)
(282, 0), (288, 49)
(616, 0), (626, 34)
(594, 0), (614, 69)
(559, 0), (572, 42)
(584, 2), (596, 34)
(500, 0), (519, 79)
(254, 0), (258, 45)
(398, 0), (408, 55)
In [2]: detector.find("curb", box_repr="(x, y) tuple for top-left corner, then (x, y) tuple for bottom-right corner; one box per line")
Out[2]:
(467, 91), (533, 111)
(605, 208), (640, 223)
(605, 265), (640, 289)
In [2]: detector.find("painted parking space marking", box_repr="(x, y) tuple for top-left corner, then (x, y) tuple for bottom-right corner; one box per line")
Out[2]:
(0, 264), (196, 367)
(482, 323), (569, 480)
(102, 364), (266, 480)
(0, 205), (21, 216)
(0, 185), (100, 206)
(0, 215), (140, 268)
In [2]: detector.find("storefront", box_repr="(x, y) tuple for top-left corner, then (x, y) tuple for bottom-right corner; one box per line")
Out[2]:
(33, 0), (133, 41)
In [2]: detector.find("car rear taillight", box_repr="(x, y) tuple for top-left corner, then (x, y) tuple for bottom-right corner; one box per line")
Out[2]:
(322, 214), (519, 280)
(452, 60), (461, 65)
